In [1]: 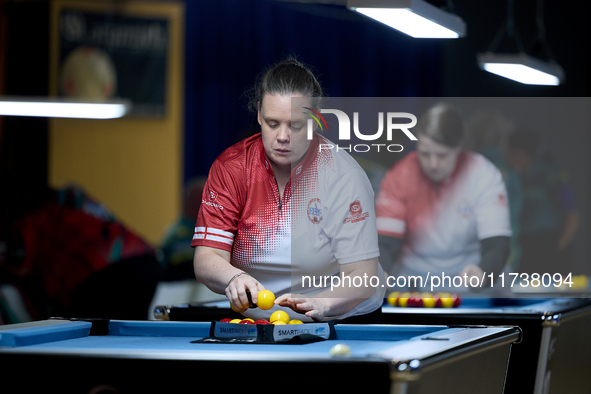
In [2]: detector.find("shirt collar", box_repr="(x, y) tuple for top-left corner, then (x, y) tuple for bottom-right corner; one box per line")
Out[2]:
(292, 133), (319, 182)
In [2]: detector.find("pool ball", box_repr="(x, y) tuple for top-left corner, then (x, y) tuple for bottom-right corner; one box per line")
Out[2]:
(239, 319), (255, 324)
(439, 293), (454, 308)
(329, 343), (351, 357)
(397, 292), (411, 307)
(272, 321), (287, 325)
(254, 319), (271, 325)
(421, 293), (436, 308)
(220, 318), (232, 323)
(257, 290), (276, 310)
(288, 319), (303, 324)
(573, 275), (588, 289)
(387, 292), (400, 307)
(270, 310), (290, 324)
(407, 292), (423, 308)
(229, 319), (242, 324)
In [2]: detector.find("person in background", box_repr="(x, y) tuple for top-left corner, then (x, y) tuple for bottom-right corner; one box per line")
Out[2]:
(0, 181), (163, 321)
(376, 103), (512, 292)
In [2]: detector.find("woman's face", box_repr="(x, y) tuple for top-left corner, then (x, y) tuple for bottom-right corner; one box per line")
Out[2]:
(258, 93), (312, 176)
(416, 134), (461, 182)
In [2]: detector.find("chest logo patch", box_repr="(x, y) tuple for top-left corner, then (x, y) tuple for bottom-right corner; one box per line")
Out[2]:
(307, 198), (323, 224)
(457, 200), (472, 218)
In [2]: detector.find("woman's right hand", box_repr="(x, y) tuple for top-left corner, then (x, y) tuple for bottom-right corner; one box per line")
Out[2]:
(225, 272), (265, 313)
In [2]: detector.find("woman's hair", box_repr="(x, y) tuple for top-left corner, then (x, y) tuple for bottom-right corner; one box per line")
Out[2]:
(248, 57), (324, 112)
(415, 103), (465, 148)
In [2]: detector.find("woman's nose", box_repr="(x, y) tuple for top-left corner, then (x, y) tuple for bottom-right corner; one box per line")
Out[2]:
(277, 126), (290, 141)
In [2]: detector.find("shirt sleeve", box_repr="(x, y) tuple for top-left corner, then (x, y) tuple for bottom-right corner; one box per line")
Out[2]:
(191, 160), (243, 252)
(474, 159), (513, 240)
(375, 165), (406, 239)
(322, 166), (380, 265)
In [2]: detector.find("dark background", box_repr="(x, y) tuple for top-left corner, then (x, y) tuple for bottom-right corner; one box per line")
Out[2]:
(0, 0), (589, 274)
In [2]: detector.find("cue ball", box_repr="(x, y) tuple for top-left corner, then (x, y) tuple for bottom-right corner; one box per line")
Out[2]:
(330, 343), (351, 357)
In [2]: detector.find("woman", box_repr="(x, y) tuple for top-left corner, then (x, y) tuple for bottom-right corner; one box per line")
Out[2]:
(192, 58), (385, 322)
(376, 103), (512, 292)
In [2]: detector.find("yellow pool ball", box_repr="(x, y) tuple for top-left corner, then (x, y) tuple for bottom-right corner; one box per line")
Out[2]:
(422, 292), (436, 308)
(257, 290), (276, 310)
(387, 291), (400, 307)
(572, 275), (588, 289)
(439, 294), (454, 308)
(272, 320), (287, 325)
(397, 292), (411, 307)
(288, 319), (303, 324)
(270, 310), (290, 324)
(229, 319), (242, 324)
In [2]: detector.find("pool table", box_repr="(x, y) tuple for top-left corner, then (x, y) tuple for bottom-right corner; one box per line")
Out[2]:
(154, 297), (591, 394)
(0, 319), (519, 393)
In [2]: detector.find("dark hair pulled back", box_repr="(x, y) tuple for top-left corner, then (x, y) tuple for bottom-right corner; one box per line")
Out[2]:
(248, 57), (324, 112)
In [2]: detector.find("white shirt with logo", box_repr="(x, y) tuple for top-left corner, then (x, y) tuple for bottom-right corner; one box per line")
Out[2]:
(376, 151), (512, 289)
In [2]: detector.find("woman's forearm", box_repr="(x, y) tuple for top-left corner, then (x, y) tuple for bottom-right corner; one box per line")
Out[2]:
(193, 246), (242, 294)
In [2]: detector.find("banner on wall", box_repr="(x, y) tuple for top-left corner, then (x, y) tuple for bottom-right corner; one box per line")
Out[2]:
(57, 7), (169, 117)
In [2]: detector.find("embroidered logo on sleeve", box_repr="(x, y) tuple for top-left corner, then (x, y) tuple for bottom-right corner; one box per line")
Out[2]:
(496, 193), (508, 207)
(307, 198), (323, 224)
(343, 200), (369, 224)
(203, 190), (224, 210)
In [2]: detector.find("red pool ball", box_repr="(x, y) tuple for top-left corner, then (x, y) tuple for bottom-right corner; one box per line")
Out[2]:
(254, 319), (271, 325)
(407, 292), (423, 308)
(239, 319), (255, 324)
(220, 318), (232, 323)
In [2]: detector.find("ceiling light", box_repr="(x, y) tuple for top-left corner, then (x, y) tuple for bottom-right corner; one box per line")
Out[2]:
(478, 52), (564, 85)
(477, 0), (563, 85)
(0, 97), (131, 119)
(347, 0), (466, 39)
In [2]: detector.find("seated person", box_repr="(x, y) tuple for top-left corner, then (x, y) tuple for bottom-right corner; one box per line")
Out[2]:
(0, 183), (163, 320)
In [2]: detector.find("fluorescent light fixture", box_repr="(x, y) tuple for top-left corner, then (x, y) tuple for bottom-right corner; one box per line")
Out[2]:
(478, 52), (564, 85)
(0, 96), (132, 119)
(347, 0), (466, 38)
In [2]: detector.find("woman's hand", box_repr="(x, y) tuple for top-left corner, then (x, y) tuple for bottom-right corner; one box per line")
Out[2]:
(460, 264), (485, 291)
(274, 257), (380, 321)
(225, 273), (265, 313)
(194, 246), (265, 312)
(274, 293), (330, 321)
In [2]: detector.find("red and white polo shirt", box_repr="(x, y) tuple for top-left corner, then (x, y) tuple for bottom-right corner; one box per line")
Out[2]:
(376, 151), (512, 280)
(193, 132), (384, 321)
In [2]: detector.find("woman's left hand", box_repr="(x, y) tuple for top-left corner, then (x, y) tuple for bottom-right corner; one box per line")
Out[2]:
(275, 293), (330, 321)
